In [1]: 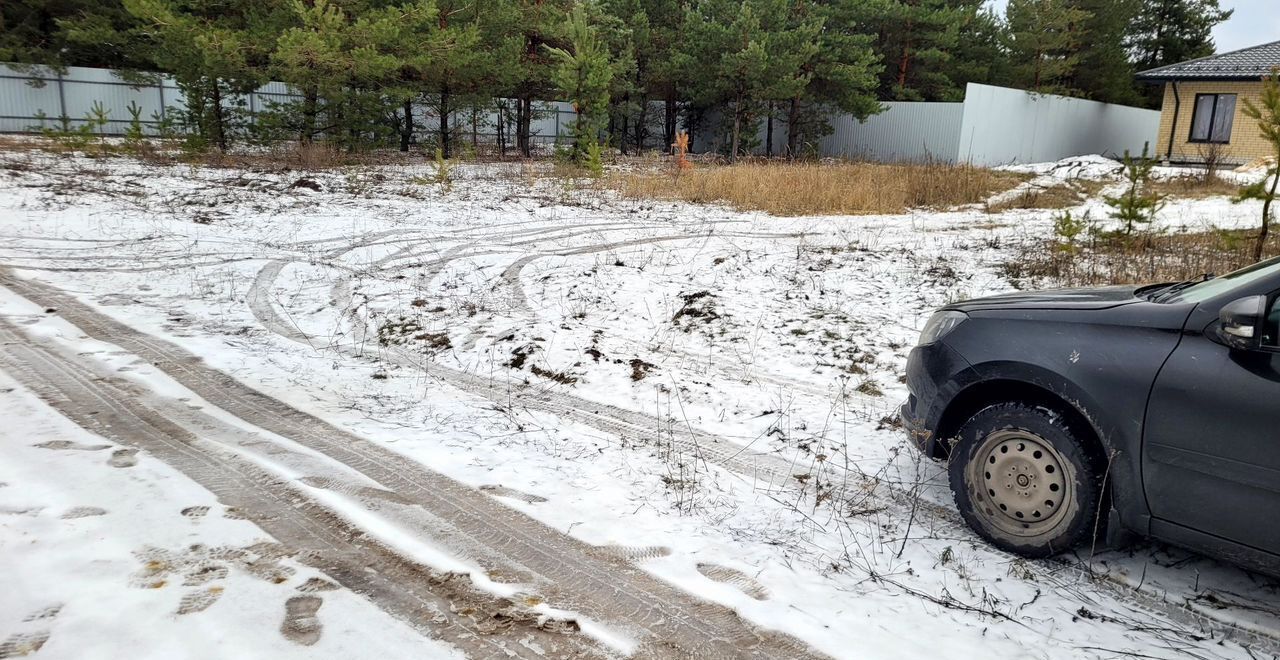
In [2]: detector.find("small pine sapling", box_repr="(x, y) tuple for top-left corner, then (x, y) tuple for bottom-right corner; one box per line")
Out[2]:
(87, 100), (111, 151)
(1236, 70), (1280, 262)
(584, 139), (604, 177)
(124, 101), (147, 153)
(1052, 210), (1092, 254)
(434, 147), (452, 189)
(1104, 146), (1164, 236)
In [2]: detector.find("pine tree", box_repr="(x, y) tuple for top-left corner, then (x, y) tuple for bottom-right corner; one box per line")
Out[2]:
(407, 0), (488, 157)
(0, 1), (149, 70)
(1005, 0), (1091, 96)
(774, 0), (880, 158)
(124, 0), (280, 150)
(269, 0), (421, 149)
(1129, 0), (1233, 106)
(645, 0), (691, 152)
(1065, 0), (1141, 104)
(685, 0), (766, 160)
(1129, 0), (1232, 73)
(507, 0), (572, 158)
(546, 4), (617, 167)
(856, 0), (970, 101)
(598, 0), (642, 153)
(939, 4), (1011, 93)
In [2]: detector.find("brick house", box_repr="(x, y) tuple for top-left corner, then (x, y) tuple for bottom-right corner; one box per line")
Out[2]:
(1137, 40), (1280, 166)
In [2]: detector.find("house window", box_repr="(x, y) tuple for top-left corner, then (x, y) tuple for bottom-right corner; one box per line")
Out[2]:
(1189, 93), (1237, 143)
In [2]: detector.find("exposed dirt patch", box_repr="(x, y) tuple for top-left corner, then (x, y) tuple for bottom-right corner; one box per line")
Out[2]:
(629, 358), (656, 382)
(377, 317), (451, 353)
(671, 291), (721, 332)
(289, 178), (323, 192)
(530, 364), (578, 386)
(505, 343), (537, 370)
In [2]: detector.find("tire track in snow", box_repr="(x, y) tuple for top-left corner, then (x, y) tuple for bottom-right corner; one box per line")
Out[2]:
(0, 271), (830, 660)
(0, 318), (604, 660)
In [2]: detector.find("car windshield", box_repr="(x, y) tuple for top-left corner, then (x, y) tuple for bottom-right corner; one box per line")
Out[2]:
(1160, 256), (1280, 304)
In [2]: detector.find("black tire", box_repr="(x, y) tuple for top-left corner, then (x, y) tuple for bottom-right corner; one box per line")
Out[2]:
(948, 402), (1104, 558)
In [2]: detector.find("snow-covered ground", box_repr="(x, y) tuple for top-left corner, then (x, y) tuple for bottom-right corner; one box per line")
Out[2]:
(0, 147), (1277, 659)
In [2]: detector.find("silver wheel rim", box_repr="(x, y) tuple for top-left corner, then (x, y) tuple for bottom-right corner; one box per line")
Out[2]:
(966, 429), (1073, 539)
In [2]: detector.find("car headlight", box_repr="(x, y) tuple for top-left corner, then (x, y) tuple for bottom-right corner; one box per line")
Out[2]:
(917, 310), (967, 346)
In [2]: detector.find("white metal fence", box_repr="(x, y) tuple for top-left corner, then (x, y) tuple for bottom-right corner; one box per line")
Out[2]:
(956, 84), (1160, 165)
(700, 83), (1160, 166)
(819, 102), (965, 162)
(0, 63), (579, 146)
(1, 63), (1160, 165)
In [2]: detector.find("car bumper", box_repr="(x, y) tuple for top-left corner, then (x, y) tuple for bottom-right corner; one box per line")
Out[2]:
(899, 395), (932, 454)
(900, 339), (972, 457)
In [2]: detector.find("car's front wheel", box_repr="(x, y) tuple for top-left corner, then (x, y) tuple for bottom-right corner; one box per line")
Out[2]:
(948, 402), (1103, 557)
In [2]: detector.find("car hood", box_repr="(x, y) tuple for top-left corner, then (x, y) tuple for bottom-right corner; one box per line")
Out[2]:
(946, 285), (1146, 312)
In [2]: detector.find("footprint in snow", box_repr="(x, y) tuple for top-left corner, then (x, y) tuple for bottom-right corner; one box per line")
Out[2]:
(34, 440), (110, 451)
(176, 587), (224, 615)
(0, 631), (51, 658)
(696, 563), (770, 601)
(0, 507), (43, 517)
(108, 448), (138, 468)
(280, 596), (323, 646)
(295, 577), (339, 593)
(181, 506), (210, 520)
(61, 506), (108, 519)
(22, 605), (62, 622)
(478, 484), (548, 503)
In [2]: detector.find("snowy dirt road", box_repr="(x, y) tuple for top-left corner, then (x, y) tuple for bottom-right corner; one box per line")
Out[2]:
(1, 150), (1279, 659)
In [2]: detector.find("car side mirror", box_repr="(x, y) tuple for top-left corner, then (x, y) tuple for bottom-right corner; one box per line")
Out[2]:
(1216, 295), (1267, 351)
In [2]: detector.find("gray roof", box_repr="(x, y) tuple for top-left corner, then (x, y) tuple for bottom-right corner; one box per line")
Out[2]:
(1137, 40), (1280, 81)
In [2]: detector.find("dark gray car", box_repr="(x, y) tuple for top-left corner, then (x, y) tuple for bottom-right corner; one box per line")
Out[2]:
(901, 256), (1280, 576)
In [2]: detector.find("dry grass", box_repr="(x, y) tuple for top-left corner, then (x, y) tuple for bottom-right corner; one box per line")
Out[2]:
(986, 184), (1082, 213)
(1149, 175), (1243, 199)
(985, 180), (1108, 213)
(1004, 227), (1276, 288)
(610, 160), (1026, 216)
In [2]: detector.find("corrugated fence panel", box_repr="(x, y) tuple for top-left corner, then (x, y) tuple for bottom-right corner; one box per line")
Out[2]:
(693, 102), (965, 162)
(0, 65), (63, 132)
(0, 62), (579, 144)
(820, 102), (963, 162)
(60, 66), (165, 132)
(957, 83), (1160, 166)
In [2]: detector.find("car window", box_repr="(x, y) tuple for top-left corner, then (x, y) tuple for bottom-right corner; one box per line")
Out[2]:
(1267, 296), (1280, 348)
(1162, 256), (1280, 304)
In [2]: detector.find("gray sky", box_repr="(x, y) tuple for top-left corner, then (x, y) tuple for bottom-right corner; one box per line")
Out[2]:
(984, 0), (1278, 54)
(1209, 0), (1280, 54)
